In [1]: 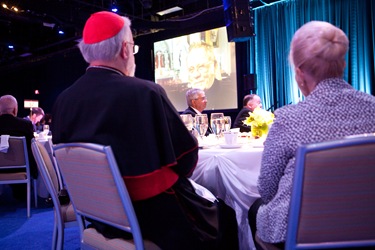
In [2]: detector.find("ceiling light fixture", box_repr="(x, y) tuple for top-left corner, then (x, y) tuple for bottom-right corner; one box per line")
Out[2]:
(156, 6), (183, 16)
(111, 1), (118, 13)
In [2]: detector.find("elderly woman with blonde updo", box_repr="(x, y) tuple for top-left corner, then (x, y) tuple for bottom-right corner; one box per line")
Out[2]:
(248, 21), (375, 248)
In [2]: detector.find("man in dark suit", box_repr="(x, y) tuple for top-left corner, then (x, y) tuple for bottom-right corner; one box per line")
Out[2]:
(24, 107), (44, 133)
(0, 95), (37, 198)
(182, 88), (212, 135)
(233, 94), (262, 132)
(182, 88), (207, 116)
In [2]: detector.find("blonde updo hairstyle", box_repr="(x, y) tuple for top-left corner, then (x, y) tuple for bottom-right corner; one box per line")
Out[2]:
(289, 21), (349, 83)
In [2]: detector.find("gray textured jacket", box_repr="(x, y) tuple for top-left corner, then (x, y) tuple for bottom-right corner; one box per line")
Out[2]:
(256, 78), (375, 243)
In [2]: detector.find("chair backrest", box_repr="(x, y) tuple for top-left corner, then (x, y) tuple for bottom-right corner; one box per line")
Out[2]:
(46, 137), (64, 190)
(53, 142), (145, 250)
(31, 139), (60, 199)
(286, 134), (375, 249)
(0, 136), (30, 181)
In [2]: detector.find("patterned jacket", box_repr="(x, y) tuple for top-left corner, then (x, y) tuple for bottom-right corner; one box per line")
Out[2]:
(256, 78), (375, 243)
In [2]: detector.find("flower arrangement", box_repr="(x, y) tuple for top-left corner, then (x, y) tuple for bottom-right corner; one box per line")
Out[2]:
(243, 108), (275, 138)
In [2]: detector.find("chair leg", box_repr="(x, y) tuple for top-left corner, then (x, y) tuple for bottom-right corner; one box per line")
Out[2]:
(27, 181), (31, 218)
(33, 179), (38, 208)
(55, 211), (64, 250)
(52, 221), (57, 250)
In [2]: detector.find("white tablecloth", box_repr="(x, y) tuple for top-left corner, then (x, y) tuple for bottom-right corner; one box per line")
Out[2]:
(191, 145), (263, 250)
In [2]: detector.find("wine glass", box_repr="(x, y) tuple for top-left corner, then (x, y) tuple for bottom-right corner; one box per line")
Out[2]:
(180, 114), (194, 132)
(210, 113), (225, 139)
(224, 116), (231, 132)
(194, 114), (208, 140)
(43, 124), (50, 136)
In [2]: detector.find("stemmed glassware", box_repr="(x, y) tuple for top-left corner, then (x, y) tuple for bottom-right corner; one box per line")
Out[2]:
(180, 114), (194, 132)
(194, 114), (208, 140)
(210, 113), (225, 139)
(223, 116), (231, 132)
(43, 124), (50, 136)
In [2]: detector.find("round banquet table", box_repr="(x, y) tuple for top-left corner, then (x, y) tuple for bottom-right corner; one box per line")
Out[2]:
(191, 144), (263, 250)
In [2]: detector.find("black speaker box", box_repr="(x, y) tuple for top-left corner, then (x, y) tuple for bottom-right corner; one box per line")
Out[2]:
(243, 74), (257, 90)
(223, 0), (255, 42)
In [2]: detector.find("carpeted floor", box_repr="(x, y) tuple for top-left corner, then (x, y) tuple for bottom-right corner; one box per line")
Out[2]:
(0, 185), (80, 249)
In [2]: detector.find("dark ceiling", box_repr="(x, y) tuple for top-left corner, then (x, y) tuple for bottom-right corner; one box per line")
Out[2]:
(0, 0), (276, 68)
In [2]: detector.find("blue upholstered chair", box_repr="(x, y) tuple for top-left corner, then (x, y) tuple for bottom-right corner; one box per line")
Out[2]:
(286, 134), (375, 249)
(0, 136), (38, 217)
(53, 142), (161, 250)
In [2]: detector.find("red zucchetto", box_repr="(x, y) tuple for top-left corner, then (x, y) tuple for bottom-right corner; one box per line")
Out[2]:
(82, 11), (125, 44)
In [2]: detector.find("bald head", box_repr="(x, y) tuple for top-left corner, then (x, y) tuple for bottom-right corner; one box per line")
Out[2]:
(0, 95), (18, 116)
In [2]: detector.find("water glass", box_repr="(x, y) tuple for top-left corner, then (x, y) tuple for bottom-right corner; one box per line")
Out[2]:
(210, 113), (224, 138)
(195, 114), (208, 139)
(180, 114), (194, 131)
(224, 116), (231, 132)
(43, 124), (50, 135)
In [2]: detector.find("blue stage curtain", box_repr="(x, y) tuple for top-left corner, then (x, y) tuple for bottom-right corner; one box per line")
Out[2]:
(247, 0), (375, 111)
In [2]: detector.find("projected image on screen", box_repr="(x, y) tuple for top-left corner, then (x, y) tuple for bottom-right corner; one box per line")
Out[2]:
(154, 26), (237, 111)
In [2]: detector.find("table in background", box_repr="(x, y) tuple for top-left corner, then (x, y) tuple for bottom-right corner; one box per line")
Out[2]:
(191, 145), (263, 250)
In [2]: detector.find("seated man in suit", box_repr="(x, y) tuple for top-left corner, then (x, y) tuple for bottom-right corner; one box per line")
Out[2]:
(182, 88), (207, 116)
(233, 94), (262, 132)
(24, 107), (45, 133)
(0, 95), (38, 199)
(182, 88), (212, 135)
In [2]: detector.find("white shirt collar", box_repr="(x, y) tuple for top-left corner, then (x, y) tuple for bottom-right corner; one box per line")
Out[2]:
(190, 107), (201, 115)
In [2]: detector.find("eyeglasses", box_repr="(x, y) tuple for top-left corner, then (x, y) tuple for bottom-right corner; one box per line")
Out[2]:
(194, 96), (207, 101)
(125, 42), (139, 55)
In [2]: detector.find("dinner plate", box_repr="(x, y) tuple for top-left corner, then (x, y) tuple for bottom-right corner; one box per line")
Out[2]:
(219, 144), (242, 149)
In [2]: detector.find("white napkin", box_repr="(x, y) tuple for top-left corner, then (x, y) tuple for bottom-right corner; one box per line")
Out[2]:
(188, 178), (217, 203)
(0, 135), (10, 153)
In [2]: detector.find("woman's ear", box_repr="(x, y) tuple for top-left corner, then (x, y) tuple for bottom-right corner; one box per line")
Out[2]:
(295, 67), (304, 85)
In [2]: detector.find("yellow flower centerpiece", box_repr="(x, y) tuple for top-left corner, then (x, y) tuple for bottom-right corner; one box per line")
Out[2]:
(243, 107), (274, 138)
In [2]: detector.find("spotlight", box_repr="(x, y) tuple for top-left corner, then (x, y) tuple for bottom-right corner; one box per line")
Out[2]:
(111, 1), (118, 13)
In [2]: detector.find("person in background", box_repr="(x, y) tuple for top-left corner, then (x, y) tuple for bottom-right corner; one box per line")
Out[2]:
(233, 94), (262, 132)
(182, 88), (212, 135)
(24, 107), (44, 132)
(182, 88), (208, 116)
(52, 11), (237, 250)
(248, 21), (375, 249)
(37, 113), (52, 135)
(0, 95), (38, 198)
(186, 42), (236, 110)
(187, 42), (221, 91)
